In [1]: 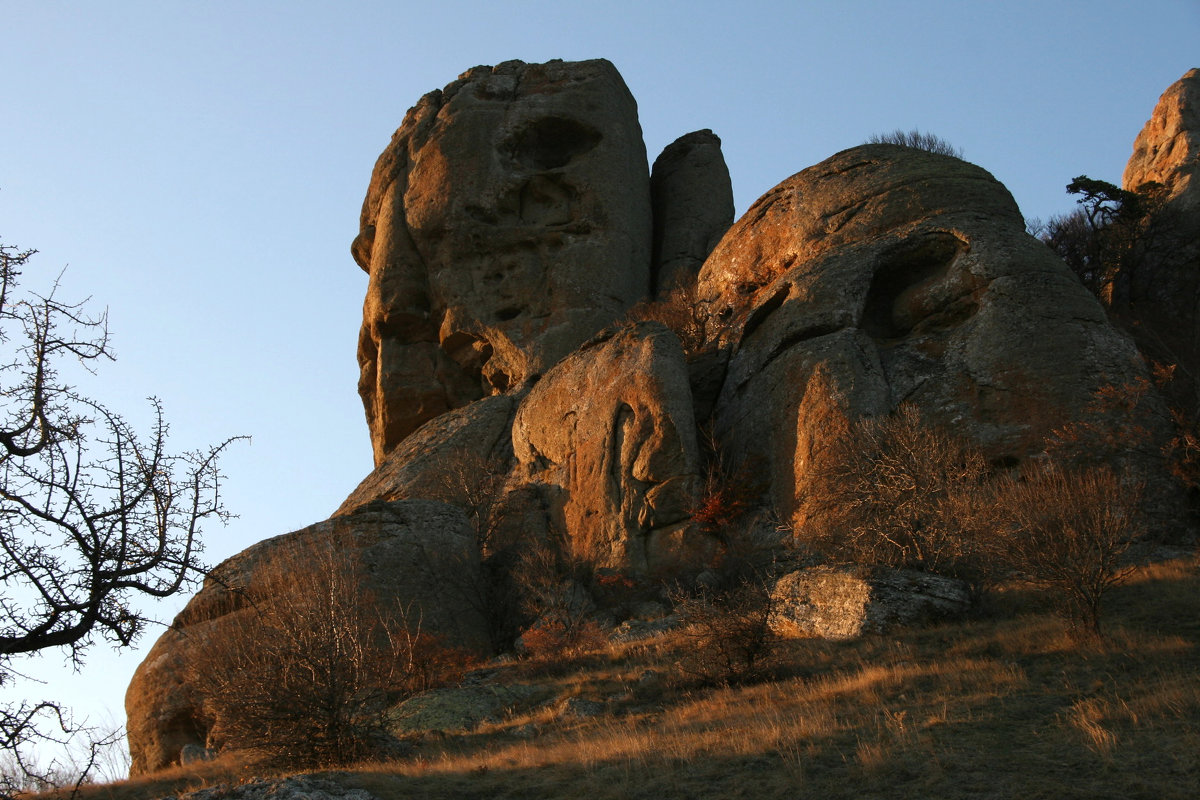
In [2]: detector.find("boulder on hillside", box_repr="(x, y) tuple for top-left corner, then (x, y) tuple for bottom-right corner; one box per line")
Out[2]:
(696, 144), (1164, 525)
(650, 129), (735, 294)
(769, 566), (971, 640)
(511, 321), (707, 573)
(125, 500), (488, 776)
(353, 58), (653, 465)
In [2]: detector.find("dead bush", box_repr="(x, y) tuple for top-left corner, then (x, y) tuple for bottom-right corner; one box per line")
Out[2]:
(670, 577), (777, 684)
(806, 404), (995, 590)
(865, 129), (963, 159)
(188, 535), (473, 769)
(509, 533), (605, 658)
(993, 463), (1142, 639)
(624, 282), (706, 355)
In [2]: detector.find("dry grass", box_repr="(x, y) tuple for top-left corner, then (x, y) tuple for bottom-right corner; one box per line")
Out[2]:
(66, 553), (1200, 800)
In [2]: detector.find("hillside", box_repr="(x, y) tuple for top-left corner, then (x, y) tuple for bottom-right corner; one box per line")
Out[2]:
(100, 61), (1200, 799)
(74, 551), (1200, 799)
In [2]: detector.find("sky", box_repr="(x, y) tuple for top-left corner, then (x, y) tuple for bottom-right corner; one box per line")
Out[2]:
(2, 0), (1197, 771)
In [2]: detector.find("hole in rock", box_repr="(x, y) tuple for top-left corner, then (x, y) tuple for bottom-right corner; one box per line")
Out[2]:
(861, 232), (969, 340)
(503, 117), (603, 170)
(494, 305), (526, 322)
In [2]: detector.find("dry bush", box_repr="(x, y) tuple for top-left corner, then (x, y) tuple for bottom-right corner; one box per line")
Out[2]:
(509, 533), (605, 659)
(188, 536), (473, 769)
(669, 577), (777, 684)
(624, 283), (706, 355)
(865, 129), (963, 159)
(433, 448), (523, 652)
(993, 463), (1142, 639)
(806, 404), (994, 590)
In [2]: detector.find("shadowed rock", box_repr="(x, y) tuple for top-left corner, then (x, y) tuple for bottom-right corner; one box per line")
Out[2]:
(125, 501), (488, 775)
(651, 129), (734, 294)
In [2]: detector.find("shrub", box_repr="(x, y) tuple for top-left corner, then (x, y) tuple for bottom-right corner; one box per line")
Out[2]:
(670, 577), (777, 684)
(806, 404), (994, 590)
(188, 535), (472, 768)
(509, 533), (605, 658)
(866, 129), (963, 159)
(992, 463), (1142, 639)
(624, 282), (707, 356)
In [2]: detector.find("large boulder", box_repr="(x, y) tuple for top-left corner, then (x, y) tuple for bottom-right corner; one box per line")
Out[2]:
(769, 566), (972, 640)
(353, 58), (653, 465)
(650, 129), (734, 294)
(510, 321), (705, 573)
(125, 501), (488, 775)
(697, 144), (1161, 523)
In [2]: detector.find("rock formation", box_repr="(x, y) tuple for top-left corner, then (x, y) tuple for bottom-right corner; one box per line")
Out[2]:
(126, 59), (1186, 777)
(696, 144), (1159, 525)
(511, 321), (704, 572)
(353, 59), (653, 465)
(126, 501), (487, 775)
(650, 129), (734, 294)
(1124, 68), (1200, 211)
(1115, 69), (1200, 368)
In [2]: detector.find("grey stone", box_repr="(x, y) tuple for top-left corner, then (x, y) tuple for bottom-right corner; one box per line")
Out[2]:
(769, 565), (972, 640)
(651, 129), (734, 294)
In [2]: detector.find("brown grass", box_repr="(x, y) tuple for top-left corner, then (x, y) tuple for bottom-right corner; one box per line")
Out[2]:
(64, 553), (1200, 800)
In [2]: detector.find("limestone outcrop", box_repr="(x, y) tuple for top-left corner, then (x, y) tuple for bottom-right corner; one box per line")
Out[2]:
(1124, 68), (1200, 211)
(1117, 69), (1200, 363)
(697, 144), (1159, 524)
(126, 60), (1190, 778)
(511, 321), (704, 572)
(650, 129), (734, 294)
(125, 501), (488, 775)
(353, 58), (653, 465)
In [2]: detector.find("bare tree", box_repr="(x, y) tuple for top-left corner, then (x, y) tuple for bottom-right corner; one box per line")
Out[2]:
(993, 463), (1142, 639)
(0, 240), (238, 789)
(806, 404), (993, 589)
(189, 534), (471, 768)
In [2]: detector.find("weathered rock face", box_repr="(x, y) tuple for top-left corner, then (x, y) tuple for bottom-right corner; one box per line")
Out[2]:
(354, 58), (653, 465)
(1124, 68), (1200, 210)
(698, 144), (1158, 523)
(769, 566), (971, 640)
(125, 501), (488, 776)
(335, 392), (520, 516)
(650, 129), (734, 294)
(1118, 69), (1200, 365)
(511, 321), (705, 572)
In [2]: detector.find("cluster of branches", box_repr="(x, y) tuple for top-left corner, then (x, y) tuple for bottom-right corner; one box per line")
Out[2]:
(1034, 175), (1170, 307)
(865, 129), (964, 159)
(806, 403), (1145, 638)
(0, 240), (238, 791)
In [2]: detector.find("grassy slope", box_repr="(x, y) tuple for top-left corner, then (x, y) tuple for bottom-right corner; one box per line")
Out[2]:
(76, 554), (1199, 800)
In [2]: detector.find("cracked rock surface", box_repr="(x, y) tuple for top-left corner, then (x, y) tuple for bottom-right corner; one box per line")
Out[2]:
(353, 58), (652, 465)
(697, 144), (1161, 524)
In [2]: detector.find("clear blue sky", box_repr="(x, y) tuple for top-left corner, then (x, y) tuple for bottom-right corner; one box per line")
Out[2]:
(2, 0), (1197, 767)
